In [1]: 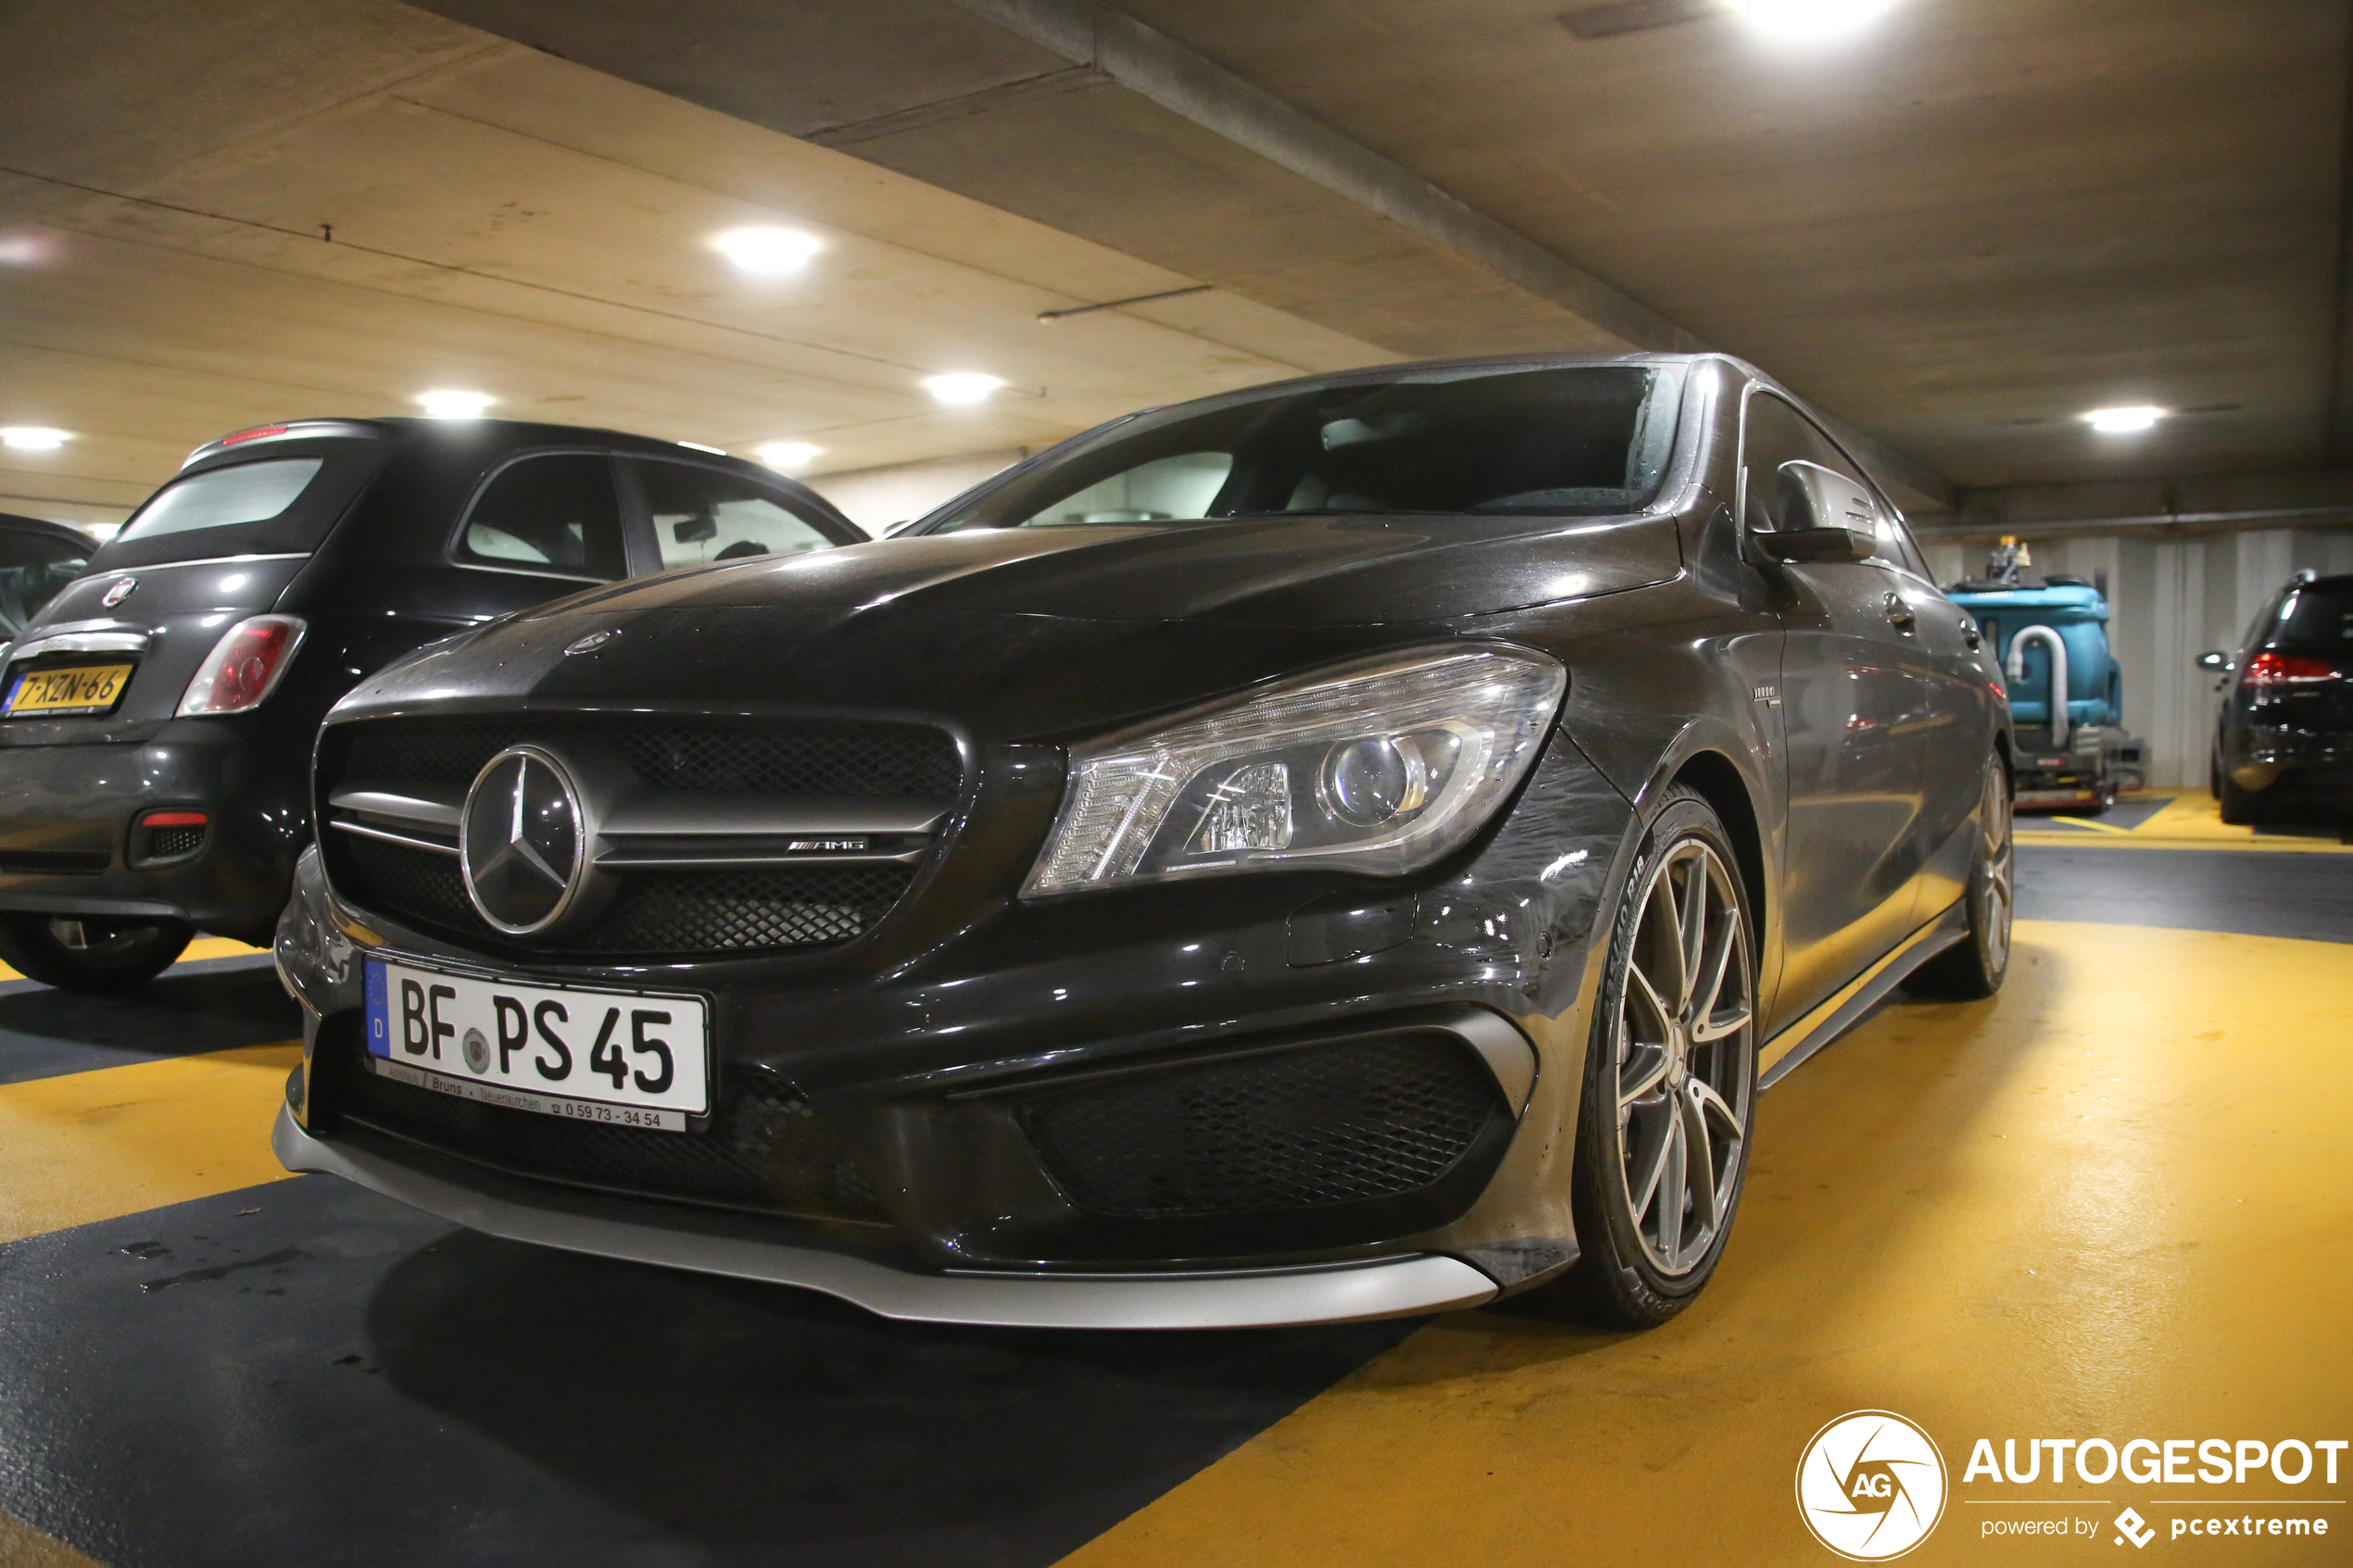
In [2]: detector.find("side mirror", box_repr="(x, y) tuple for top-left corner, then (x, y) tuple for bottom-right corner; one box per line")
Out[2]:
(1754, 459), (1878, 565)
(2196, 650), (2229, 671)
(1757, 525), (1875, 563)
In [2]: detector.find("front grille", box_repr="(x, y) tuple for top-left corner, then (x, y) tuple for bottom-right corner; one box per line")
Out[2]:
(333, 834), (914, 957)
(321, 717), (958, 959)
(342, 720), (959, 798)
(340, 1056), (886, 1223)
(1015, 1036), (1505, 1218)
(0, 849), (109, 875)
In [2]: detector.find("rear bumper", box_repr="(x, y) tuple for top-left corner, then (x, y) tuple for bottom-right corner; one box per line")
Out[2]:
(271, 1108), (1500, 1328)
(0, 727), (301, 935)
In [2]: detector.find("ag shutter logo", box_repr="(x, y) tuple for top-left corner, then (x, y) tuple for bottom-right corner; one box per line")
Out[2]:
(2114, 1507), (2156, 1548)
(1797, 1411), (1949, 1560)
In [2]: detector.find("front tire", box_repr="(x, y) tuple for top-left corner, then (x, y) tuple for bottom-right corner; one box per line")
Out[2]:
(2218, 767), (2260, 825)
(0, 912), (194, 992)
(1906, 754), (2013, 1000)
(1544, 786), (1757, 1329)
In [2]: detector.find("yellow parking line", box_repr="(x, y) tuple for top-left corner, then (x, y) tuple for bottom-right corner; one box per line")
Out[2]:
(0, 935), (269, 985)
(0, 1042), (302, 1245)
(0, 1510), (108, 1567)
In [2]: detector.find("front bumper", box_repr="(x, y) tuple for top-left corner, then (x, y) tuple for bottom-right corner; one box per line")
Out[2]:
(0, 726), (303, 936)
(273, 1107), (1497, 1328)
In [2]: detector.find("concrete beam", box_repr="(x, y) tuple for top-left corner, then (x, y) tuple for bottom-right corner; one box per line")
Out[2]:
(1922, 469), (2353, 543)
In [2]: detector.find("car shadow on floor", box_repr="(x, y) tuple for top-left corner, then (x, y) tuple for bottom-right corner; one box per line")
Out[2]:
(0, 964), (302, 1085)
(362, 1229), (1422, 1564)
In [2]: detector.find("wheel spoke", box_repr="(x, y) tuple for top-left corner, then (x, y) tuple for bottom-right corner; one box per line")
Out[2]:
(1679, 1088), (1720, 1234)
(1626, 958), (1675, 1036)
(1690, 1076), (1744, 1144)
(1654, 1110), (1687, 1266)
(1628, 1107), (1675, 1223)
(1690, 904), (1738, 1031)
(1675, 854), (1708, 1009)
(1619, 1045), (1671, 1108)
(1641, 866), (1690, 1007)
(1692, 1001), (1753, 1045)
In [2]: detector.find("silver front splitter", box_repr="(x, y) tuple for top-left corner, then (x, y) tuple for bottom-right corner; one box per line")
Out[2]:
(272, 1109), (1499, 1330)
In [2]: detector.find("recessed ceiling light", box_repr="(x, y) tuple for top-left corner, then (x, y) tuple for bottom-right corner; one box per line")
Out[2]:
(923, 373), (1003, 407)
(1740, 0), (1895, 41)
(0, 427), (69, 450)
(710, 227), (825, 274)
(757, 442), (823, 470)
(2082, 405), (2167, 435)
(416, 390), (496, 420)
(675, 441), (727, 456)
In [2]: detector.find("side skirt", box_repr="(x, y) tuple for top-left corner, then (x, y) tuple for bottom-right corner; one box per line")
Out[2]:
(1756, 899), (1968, 1090)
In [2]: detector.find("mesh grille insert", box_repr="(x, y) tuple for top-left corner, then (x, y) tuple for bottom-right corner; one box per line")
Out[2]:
(340, 1059), (884, 1223)
(342, 720), (959, 799)
(145, 826), (206, 860)
(328, 834), (912, 957)
(1015, 1035), (1504, 1218)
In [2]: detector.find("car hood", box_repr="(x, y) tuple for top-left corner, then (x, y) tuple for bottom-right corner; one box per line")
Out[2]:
(333, 513), (1680, 741)
(546, 511), (1679, 627)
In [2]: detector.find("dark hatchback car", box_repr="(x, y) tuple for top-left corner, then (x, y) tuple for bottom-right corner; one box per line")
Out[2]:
(0, 420), (860, 989)
(0, 512), (96, 639)
(2207, 570), (2353, 823)
(274, 354), (2011, 1330)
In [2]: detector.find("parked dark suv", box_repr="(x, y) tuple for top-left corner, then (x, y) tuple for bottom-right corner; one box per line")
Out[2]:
(0, 419), (860, 990)
(2206, 569), (2353, 824)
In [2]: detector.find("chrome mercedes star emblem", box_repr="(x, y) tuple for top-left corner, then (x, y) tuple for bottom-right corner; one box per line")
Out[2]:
(100, 577), (135, 608)
(563, 629), (617, 656)
(460, 746), (585, 935)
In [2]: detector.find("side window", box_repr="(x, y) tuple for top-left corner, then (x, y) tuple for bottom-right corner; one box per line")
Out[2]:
(1740, 392), (1817, 533)
(456, 455), (625, 579)
(637, 461), (840, 570)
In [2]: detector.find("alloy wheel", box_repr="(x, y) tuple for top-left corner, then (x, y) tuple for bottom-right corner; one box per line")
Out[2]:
(1981, 762), (2015, 974)
(1612, 836), (1755, 1276)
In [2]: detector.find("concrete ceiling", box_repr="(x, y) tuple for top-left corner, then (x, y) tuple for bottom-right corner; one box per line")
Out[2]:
(3, 0), (2347, 534)
(0, 0), (1387, 529)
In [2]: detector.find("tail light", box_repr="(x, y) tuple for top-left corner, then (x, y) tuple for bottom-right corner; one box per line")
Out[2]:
(2241, 651), (2339, 687)
(178, 615), (307, 715)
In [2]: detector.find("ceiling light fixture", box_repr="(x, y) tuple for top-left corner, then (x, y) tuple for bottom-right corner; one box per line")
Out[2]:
(710, 226), (825, 274)
(0, 427), (69, 451)
(675, 441), (727, 456)
(923, 372), (1004, 407)
(757, 442), (823, 470)
(416, 390), (496, 420)
(2082, 405), (2167, 435)
(1740, 0), (1895, 41)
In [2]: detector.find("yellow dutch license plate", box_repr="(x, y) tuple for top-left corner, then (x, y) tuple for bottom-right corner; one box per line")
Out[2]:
(5, 663), (134, 716)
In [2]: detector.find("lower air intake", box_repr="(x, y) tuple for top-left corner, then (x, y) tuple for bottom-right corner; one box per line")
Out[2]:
(1014, 1035), (1504, 1218)
(339, 1057), (886, 1223)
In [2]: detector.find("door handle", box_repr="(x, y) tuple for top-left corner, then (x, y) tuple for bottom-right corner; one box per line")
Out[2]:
(1883, 593), (1917, 632)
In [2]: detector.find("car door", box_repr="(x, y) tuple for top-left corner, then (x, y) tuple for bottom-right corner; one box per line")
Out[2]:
(1745, 390), (1936, 1027)
(1869, 508), (1991, 920)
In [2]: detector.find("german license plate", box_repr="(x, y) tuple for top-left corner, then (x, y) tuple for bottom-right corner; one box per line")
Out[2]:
(4, 663), (132, 716)
(363, 958), (711, 1130)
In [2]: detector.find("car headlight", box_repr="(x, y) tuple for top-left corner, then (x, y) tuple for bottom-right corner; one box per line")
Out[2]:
(1023, 646), (1566, 897)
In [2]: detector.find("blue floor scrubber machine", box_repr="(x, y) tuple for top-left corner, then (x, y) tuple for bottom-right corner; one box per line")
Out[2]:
(1945, 539), (2145, 810)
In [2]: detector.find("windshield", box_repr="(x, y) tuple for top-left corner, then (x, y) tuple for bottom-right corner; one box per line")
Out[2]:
(927, 364), (1684, 533)
(2269, 581), (2353, 649)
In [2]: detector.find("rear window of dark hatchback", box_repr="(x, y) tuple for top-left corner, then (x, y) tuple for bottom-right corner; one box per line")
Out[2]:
(92, 444), (385, 570)
(2269, 583), (2353, 649)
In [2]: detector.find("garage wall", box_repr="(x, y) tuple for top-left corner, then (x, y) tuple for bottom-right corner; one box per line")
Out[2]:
(804, 448), (1027, 536)
(1923, 529), (2353, 787)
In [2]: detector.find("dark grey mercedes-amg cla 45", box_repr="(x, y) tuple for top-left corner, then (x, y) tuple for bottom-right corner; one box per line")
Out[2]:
(273, 353), (2012, 1330)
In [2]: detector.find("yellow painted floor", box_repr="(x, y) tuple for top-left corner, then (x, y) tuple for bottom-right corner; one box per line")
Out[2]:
(2016, 789), (2351, 853)
(1058, 922), (2353, 1566)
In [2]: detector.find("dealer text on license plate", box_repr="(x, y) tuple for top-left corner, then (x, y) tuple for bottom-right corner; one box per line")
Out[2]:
(5, 663), (132, 716)
(363, 959), (711, 1130)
